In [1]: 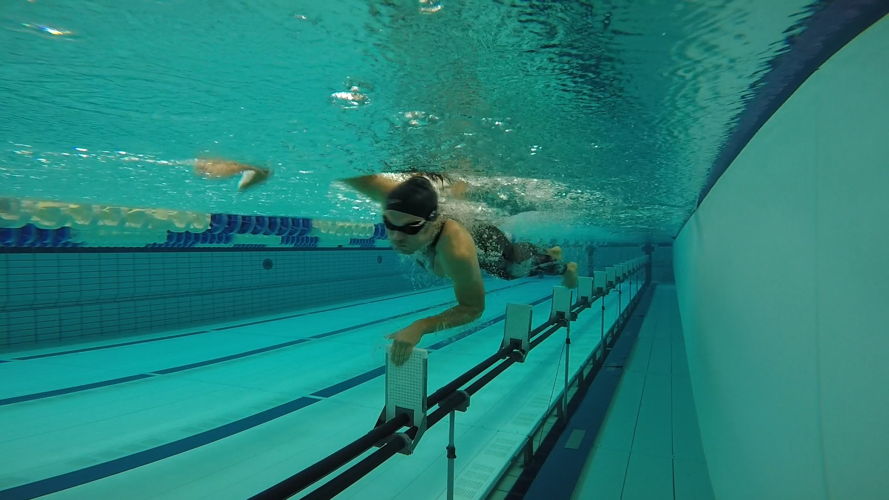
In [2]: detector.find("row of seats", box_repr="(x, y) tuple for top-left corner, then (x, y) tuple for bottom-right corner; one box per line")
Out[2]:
(205, 216), (388, 241)
(163, 231), (235, 246)
(3, 197), (398, 246)
(349, 238), (377, 248)
(0, 224), (78, 248)
(0, 216), (389, 248)
(207, 214), (313, 236)
(281, 236), (321, 248)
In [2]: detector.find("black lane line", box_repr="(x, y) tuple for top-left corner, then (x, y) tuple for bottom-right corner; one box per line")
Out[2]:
(0, 375), (155, 406)
(0, 396), (323, 500)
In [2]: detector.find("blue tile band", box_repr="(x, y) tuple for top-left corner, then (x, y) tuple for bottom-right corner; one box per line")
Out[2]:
(149, 339), (312, 375)
(0, 375), (153, 406)
(11, 331), (211, 361)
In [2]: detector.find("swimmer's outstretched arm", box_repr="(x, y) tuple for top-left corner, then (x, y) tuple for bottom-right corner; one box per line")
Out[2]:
(342, 173), (472, 203)
(341, 175), (401, 204)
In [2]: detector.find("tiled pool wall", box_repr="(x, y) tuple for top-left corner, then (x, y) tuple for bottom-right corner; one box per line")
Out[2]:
(0, 198), (650, 349)
(0, 243), (623, 350)
(0, 248), (424, 349)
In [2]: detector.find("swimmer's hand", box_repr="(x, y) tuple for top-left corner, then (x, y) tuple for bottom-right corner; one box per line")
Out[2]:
(194, 158), (272, 191)
(387, 324), (424, 366)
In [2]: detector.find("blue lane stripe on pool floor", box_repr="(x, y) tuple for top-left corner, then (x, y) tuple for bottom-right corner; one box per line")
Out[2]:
(0, 375), (154, 406)
(8, 331), (212, 361)
(0, 397), (322, 500)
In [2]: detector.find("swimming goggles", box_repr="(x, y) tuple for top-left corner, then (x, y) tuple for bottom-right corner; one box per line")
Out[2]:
(383, 215), (428, 235)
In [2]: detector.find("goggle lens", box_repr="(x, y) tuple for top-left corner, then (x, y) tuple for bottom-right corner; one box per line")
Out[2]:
(383, 216), (426, 235)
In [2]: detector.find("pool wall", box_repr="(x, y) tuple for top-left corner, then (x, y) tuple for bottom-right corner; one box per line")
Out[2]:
(0, 237), (596, 350)
(0, 248), (420, 348)
(594, 243), (673, 283)
(673, 14), (888, 500)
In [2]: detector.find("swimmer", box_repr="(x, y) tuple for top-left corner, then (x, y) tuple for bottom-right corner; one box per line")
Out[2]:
(194, 158), (271, 191)
(343, 173), (579, 365)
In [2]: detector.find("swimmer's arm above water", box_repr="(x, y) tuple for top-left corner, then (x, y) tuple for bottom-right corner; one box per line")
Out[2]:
(341, 175), (401, 204)
(341, 173), (471, 204)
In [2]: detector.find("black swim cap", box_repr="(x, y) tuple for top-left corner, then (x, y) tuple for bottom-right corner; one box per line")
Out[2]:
(385, 176), (438, 219)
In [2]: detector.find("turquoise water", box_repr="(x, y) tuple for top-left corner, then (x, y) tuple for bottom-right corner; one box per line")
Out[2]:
(0, 0), (815, 243)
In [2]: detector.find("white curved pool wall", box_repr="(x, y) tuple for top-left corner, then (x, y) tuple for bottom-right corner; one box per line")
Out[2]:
(673, 16), (889, 500)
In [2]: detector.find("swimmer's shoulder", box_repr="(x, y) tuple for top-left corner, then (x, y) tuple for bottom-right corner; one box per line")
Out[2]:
(438, 219), (477, 258)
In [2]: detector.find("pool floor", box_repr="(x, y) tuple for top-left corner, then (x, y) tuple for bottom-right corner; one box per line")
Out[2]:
(1, 277), (638, 499)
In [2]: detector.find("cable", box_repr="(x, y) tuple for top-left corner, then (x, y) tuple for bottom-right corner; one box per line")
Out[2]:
(546, 338), (567, 409)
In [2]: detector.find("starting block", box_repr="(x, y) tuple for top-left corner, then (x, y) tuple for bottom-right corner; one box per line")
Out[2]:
(501, 303), (532, 361)
(577, 276), (594, 304)
(550, 286), (573, 322)
(593, 270), (606, 295)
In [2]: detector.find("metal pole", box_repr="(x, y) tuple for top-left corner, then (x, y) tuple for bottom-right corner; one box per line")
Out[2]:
(562, 315), (571, 417)
(632, 268), (636, 299)
(447, 411), (456, 500)
(618, 280), (622, 325)
(600, 292), (606, 349)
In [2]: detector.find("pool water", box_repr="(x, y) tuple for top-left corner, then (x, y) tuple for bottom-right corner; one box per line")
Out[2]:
(0, 0), (817, 243)
(4, 1), (879, 498)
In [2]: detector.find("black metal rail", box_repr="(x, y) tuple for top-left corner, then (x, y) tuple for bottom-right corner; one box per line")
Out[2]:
(251, 264), (648, 499)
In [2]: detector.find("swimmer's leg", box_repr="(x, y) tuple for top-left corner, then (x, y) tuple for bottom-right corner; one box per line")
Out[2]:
(520, 245), (577, 288)
(472, 226), (573, 283)
(473, 224), (519, 280)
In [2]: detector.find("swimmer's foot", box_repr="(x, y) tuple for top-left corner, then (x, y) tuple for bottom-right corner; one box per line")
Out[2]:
(195, 158), (272, 191)
(546, 246), (563, 261)
(562, 262), (578, 289)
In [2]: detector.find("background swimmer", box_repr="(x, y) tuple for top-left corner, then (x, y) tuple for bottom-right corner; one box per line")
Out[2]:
(194, 158), (271, 191)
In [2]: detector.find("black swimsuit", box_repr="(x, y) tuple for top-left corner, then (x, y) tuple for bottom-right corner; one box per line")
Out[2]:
(423, 221), (516, 279)
(417, 219), (564, 279)
(471, 223), (565, 279)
